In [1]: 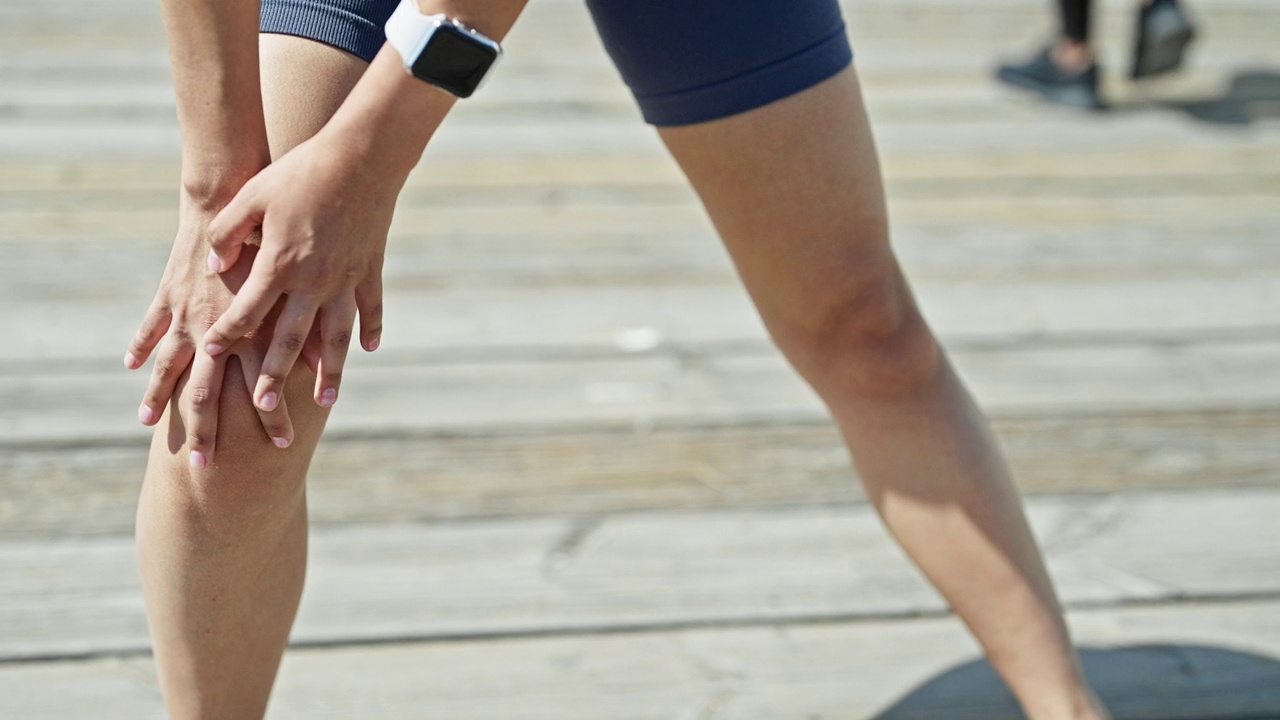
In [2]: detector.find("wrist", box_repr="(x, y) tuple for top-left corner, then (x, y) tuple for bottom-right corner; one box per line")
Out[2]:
(321, 47), (454, 181)
(180, 157), (269, 212)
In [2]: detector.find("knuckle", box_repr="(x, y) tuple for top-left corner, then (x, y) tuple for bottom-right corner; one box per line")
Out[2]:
(323, 370), (344, 386)
(329, 329), (353, 350)
(169, 326), (193, 344)
(275, 332), (306, 354)
(268, 250), (299, 276)
(187, 431), (212, 450)
(152, 357), (177, 379)
(189, 385), (215, 409)
(227, 312), (256, 333)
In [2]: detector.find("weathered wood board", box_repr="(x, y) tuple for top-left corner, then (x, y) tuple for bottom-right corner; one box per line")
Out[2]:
(5, 335), (1280, 448)
(4, 409), (1280, 540)
(2, 600), (1279, 719)
(2, 490), (1276, 662)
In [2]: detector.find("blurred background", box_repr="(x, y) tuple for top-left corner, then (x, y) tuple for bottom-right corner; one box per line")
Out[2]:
(1, 0), (1278, 716)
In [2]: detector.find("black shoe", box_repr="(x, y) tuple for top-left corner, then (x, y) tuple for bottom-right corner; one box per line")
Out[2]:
(1131, 0), (1196, 79)
(996, 48), (1104, 110)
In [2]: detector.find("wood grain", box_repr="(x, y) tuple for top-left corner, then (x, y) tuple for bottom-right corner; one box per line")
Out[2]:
(2, 490), (1277, 661)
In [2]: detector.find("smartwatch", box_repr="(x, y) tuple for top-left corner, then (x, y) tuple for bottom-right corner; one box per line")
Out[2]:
(384, 0), (502, 98)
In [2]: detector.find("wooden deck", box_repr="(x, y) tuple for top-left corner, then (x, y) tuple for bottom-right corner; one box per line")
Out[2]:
(2, 0), (1280, 716)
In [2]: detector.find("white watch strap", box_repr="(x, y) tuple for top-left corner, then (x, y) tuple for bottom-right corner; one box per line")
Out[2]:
(385, 0), (445, 66)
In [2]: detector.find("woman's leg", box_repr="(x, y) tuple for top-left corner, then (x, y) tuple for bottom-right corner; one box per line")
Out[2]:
(658, 67), (1108, 720)
(135, 35), (367, 720)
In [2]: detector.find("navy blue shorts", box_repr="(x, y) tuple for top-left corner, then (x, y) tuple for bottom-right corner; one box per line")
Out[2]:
(260, 0), (853, 126)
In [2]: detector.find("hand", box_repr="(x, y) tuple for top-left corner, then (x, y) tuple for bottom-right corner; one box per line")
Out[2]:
(126, 192), (299, 467)
(202, 131), (387, 414)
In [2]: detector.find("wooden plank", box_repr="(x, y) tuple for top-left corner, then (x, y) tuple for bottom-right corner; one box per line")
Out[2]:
(6, 102), (1278, 159)
(6, 170), (1280, 218)
(10, 276), (1280, 367)
(4, 139), (1280, 195)
(2, 580), (1280, 720)
(247, 602), (1280, 719)
(4, 189), (1278, 243)
(6, 335), (1280, 446)
(3, 409), (1279, 540)
(1, 490), (1277, 661)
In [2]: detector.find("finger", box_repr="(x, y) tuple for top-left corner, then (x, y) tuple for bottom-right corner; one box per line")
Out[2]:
(254, 297), (317, 414)
(237, 352), (295, 449)
(355, 272), (383, 352)
(125, 299), (172, 369)
(137, 332), (194, 426)
(316, 297), (358, 407)
(205, 179), (265, 274)
(185, 349), (226, 470)
(201, 268), (282, 357)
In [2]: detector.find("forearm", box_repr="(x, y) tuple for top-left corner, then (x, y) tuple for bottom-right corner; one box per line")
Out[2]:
(317, 0), (529, 184)
(160, 0), (270, 203)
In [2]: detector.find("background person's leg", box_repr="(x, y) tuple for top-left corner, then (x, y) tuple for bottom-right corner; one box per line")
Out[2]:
(135, 35), (367, 720)
(995, 0), (1102, 108)
(1060, 0), (1092, 44)
(658, 67), (1108, 720)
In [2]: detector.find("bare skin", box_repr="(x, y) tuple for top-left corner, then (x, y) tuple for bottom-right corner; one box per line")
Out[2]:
(660, 68), (1108, 720)
(130, 2), (1108, 718)
(1054, 38), (1095, 71)
(135, 35), (366, 719)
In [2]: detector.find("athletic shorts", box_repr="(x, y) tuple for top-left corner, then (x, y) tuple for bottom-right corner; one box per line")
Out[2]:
(259, 0), (853, 126)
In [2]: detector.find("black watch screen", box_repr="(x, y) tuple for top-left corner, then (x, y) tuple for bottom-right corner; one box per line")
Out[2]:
(412, 24), (499, 98)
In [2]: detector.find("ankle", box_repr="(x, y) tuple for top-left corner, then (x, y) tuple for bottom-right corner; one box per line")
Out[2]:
(1023, 689), (1111, 720)
(1052, 38), (1094, 72)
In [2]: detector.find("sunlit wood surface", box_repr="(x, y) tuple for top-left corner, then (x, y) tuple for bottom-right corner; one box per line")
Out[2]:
(1, 0), (1279, 716)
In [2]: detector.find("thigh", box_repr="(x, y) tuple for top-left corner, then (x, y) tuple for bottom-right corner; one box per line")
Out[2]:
(657, 67), (898, 337)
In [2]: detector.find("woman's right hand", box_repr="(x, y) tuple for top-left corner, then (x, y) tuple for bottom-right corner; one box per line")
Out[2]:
(125, 190), (301, 468)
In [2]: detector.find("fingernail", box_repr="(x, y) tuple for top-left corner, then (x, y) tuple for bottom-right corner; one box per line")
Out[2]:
(259, 391), (279, 412)
(138, 405), (155, 425)
(367, 336), (380, 352)
(190, 451), (209, 469)
(273, 436), (291, 449)
(124, 352), (140, 369)
(205, 342), (225, 356)
(320, 388), (337, 407)
(207, 249), (222, 273)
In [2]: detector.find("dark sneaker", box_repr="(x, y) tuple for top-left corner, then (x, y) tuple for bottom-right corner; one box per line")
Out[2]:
(1131, 0), (1196, 79)
(996, 48), (1104, 110)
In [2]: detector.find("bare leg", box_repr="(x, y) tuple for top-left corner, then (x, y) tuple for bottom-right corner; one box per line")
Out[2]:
(136, 36), (367, 720)
(659, 68), (1108, 720)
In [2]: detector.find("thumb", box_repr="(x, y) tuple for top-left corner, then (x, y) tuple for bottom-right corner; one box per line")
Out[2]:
(206, 179), (266, 273)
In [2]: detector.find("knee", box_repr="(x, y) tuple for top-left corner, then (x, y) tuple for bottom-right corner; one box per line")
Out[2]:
(150, 364), (318, 518)
(765, 262), (942, 399)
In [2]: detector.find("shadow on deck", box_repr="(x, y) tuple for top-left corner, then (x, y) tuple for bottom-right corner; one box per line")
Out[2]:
(875, 643), (1280, 719)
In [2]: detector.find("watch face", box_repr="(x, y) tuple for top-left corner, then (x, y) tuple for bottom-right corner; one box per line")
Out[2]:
(412, 24), (499, 98)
